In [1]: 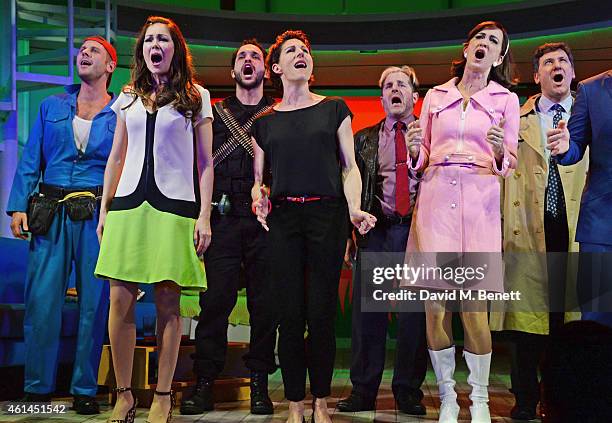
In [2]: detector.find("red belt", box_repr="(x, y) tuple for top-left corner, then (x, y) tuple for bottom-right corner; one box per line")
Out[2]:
(278, 196), (333, 203)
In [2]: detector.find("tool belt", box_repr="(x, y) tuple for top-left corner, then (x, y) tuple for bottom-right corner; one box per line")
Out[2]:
(27, 183), (102, 235)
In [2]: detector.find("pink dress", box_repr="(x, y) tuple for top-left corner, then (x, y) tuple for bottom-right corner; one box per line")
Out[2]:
(405, 78), (519, 292)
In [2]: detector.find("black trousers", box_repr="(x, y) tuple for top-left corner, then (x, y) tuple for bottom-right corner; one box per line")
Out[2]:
(268, 199), (348, 401)
(350, 221), (427, 401)
(192, 213), (278, 378)
(509, 331), (546, 409)
(510, 212), (568, 408)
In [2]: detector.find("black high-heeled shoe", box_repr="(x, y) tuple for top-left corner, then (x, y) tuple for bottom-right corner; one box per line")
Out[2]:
(146, 390), (175, 423)
(109, 387), (137, 423)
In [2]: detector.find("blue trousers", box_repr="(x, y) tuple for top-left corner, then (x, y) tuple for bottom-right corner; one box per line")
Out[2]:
(578, 242), (612, 327)
(24, 206), (109, 396)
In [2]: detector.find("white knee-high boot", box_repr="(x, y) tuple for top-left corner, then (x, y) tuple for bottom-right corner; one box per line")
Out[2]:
(429, 346), (460, 423)
(464, 350), (492, 423)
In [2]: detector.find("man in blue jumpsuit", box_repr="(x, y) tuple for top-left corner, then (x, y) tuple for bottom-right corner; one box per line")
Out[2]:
(6, 36), (117, 414)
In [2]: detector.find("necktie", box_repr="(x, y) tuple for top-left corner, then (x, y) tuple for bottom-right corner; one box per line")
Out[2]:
(545, 104), (566, 219)
(394, 121), (410, 216)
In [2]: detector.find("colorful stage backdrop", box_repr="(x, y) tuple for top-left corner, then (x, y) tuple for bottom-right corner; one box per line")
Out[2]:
(212, 97), (424, 133)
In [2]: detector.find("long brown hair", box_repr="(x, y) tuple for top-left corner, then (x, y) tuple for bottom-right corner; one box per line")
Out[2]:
(125, 16), (201, 120)
(451, 21), (518, 89)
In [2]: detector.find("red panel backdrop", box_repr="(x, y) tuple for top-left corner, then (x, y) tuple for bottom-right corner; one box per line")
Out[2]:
(345, 97), (424, 131)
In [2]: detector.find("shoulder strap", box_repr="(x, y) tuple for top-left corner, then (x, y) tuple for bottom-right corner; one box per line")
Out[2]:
(212, 102), (273, 167)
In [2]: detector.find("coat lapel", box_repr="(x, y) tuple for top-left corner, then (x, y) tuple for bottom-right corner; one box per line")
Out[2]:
(471, 81), (508, 124)
(519, 95), (546, 160)
(521, 114), (546, 161)
(431, 79), (463, 113)
(358, 120), (383, 167)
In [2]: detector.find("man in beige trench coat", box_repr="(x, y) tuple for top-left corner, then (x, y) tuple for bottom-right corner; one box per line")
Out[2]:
(489, 42), (588, 421)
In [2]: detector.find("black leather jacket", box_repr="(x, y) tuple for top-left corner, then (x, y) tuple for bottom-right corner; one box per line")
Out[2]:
(353, 118), (419, 246)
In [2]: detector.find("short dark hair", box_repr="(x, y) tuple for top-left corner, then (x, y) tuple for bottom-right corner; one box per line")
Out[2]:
(266, 30), (313, 92)
(231, 38), (267, 69)
(532, 42), (574, 73)
(450, 21), (518, 89)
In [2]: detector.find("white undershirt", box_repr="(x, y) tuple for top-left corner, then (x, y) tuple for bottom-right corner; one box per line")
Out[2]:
(73, 115), (93, 153)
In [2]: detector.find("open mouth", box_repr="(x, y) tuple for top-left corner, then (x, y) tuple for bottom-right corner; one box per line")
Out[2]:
(243, 63), (254, 76)
(80, 59), (92, 66)
(391, 96), (402, 105)
(294, 60), (307, 69)
(151, 52), (163, 64)
(475, 48), (486, 60)
(553, 73), (564, 83)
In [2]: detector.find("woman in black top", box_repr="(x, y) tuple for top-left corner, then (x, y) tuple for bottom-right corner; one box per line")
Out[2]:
(251, 30), (376, 423)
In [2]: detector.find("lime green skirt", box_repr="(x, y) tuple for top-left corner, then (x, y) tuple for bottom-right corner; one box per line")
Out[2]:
(95, 201), (206, 290)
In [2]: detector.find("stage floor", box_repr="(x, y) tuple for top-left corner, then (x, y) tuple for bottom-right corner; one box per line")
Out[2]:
(0, 343), (527, 422)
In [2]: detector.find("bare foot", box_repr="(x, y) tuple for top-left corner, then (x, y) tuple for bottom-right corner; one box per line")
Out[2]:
(286, 400), (305, 423)
(313, 398), (332, 423)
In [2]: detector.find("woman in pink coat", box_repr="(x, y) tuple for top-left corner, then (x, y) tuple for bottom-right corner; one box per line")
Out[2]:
(405, 21), (519, 423)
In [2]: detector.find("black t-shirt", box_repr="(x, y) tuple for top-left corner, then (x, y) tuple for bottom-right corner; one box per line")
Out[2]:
(251, 97), (353, 199)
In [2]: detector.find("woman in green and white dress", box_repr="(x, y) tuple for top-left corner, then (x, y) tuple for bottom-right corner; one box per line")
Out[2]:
(95, 16), (213, 423)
